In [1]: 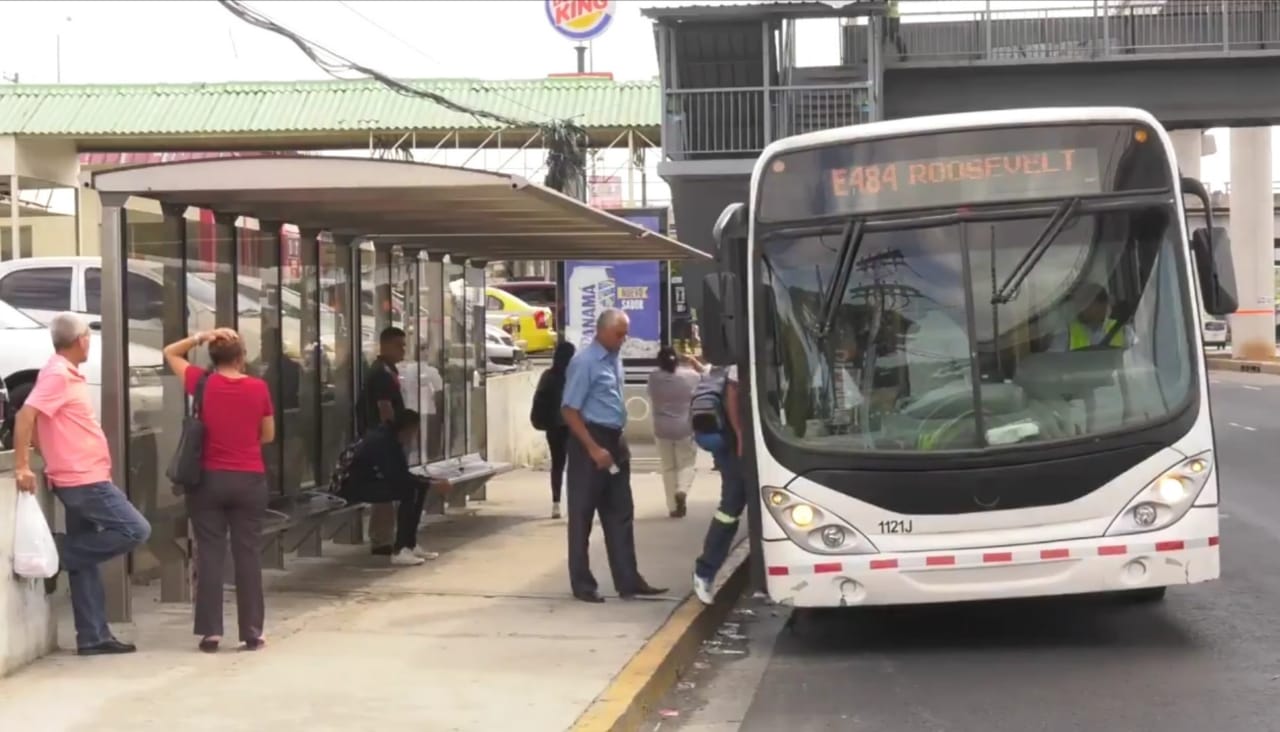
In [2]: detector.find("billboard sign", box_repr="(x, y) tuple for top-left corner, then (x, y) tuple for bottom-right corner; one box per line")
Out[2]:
(564, 210), (663, 360)
(545, 0), (617, 42)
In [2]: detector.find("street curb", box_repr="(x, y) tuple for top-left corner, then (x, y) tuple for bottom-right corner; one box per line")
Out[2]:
(569, 545), (751, 732)
(1206, 358), (1280, 375)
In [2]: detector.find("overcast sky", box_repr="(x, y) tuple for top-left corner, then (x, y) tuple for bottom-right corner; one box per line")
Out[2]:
(0, 0), (1272, 189)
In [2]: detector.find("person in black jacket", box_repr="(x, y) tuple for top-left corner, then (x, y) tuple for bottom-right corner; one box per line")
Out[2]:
(531, 341), (576, 518)
(336, 409), (449, 567)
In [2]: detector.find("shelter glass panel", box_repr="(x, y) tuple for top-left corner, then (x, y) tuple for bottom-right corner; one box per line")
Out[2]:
(391, 248), (421, 466)
(317, 240), (355, 485)
(121, 207), (184, 524)
(238, 225), (283, 494)
(281, 229), (320, 492)
(445, 261), (467, 459)
(467, 264), (487, 457)
(420, 258), (445, 463)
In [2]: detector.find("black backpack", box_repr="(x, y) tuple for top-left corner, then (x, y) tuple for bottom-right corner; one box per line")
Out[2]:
(689, 367), (731, 452)
(530, 371), (563, 431)
(325, 436), (365, 495)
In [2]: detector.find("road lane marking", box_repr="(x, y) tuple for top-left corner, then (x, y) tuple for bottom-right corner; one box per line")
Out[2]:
(1243, 385), (1263, 391)
(1228, 422), (1258, 432)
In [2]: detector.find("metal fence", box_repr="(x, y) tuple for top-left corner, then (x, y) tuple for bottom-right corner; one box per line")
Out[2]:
(664, 84), (874, 158)
(872, 0), (1280, 64)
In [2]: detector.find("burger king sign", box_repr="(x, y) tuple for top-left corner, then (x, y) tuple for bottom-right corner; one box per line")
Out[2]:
(546, 0), (617, 41)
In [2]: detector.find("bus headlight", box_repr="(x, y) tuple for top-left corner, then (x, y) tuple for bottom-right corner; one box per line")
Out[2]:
(1106, 452), (1213, 537)
(790, 504), (816, 527)
(762, 486), (877, 556)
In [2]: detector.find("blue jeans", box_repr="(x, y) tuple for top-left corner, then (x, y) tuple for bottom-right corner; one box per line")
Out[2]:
(53, 482), (151, 648)
(694, 449), (747, 582)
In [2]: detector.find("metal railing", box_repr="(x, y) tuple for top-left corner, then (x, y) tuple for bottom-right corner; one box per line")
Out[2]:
(868, 0), (1280, 64)
(664, 84), (875, 158)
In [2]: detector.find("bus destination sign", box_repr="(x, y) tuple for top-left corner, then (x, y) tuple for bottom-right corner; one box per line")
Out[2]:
(821, 148), (1102, 214)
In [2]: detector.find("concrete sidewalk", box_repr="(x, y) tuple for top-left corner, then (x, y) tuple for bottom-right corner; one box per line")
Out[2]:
(0, 453), (732, 732)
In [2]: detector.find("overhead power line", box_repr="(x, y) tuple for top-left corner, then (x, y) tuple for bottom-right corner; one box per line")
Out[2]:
(216, 0), (587, 198)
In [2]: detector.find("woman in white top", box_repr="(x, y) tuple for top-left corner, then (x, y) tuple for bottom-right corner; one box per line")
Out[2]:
(646, 346), (703, 518)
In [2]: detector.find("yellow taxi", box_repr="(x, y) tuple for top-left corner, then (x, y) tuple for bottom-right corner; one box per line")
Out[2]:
(487, 286), (558, 353)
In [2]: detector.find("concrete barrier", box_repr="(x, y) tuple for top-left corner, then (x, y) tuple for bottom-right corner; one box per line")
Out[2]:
(623, 384), (656, 447)
(486, 369), (550, 468)
(0, 451), (58, 677)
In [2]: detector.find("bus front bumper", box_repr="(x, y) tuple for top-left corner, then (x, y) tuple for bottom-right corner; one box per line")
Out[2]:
(763, 506), (1220, 607)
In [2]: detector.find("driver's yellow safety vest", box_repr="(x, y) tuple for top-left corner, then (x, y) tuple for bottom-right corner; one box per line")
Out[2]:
(1068, 318), (1125, 350)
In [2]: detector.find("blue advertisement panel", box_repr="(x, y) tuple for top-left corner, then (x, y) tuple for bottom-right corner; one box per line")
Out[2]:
(564, 260), (662, 359)
(564, 211), (663, 359)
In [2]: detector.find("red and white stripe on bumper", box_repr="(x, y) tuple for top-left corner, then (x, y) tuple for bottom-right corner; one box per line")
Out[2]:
(766, 536), (1219, 577)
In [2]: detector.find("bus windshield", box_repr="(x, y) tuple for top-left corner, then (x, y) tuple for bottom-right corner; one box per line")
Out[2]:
(758, 199), (1196, 453)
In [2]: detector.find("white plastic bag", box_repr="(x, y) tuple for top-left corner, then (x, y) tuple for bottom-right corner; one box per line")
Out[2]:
(12, 492), (59, 579)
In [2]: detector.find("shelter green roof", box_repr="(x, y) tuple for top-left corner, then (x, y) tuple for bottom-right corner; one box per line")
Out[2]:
(0, 77), (660, 150)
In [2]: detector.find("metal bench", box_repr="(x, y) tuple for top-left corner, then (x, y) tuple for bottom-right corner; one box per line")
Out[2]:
(416, 456), (513, 515)
(149, 488), (358, 601)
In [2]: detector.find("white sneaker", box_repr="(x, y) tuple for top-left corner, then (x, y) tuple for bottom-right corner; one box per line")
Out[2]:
(391, 548), (425, 566)
(693, 573), (715, 605)
(552, 503), (562, 519)
(412, 546), (440, 560)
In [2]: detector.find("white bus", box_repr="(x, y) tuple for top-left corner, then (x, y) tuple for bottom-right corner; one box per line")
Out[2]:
(698, 108), (1237, 607)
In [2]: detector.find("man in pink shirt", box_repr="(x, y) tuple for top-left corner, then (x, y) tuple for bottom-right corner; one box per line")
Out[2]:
(13, 312), (151, 656)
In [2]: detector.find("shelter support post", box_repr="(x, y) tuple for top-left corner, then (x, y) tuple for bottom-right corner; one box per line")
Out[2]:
(99, 194), (133, 622)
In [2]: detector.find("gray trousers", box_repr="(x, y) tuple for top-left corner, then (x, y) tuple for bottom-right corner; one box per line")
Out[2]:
(567, 423), (643, 595)
(187, 470), (268, 642)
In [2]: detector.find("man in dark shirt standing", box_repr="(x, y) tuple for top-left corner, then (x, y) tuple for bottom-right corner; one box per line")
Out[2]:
(358, 326), (416, 557)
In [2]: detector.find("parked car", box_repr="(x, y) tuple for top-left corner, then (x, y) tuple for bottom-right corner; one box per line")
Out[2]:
(494, 280), (556, 312)
(485, 324), (525, 367)
(1202, 318), (1228, 349)
(0, 297), (164, 448)
(484, 286), (557, 354)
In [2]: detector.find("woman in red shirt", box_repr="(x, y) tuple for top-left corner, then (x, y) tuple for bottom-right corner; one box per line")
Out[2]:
(164, 327), (275, 653)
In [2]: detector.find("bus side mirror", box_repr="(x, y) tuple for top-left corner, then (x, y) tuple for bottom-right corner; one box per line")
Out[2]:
(699, 272), (740, 365)
(701, 202), (748, 365)
(1191, 227), (1238, 317)
(712, 202), (747, 268)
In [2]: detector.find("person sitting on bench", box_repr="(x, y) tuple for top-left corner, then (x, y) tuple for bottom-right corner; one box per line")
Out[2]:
(332, 409), (449, 567)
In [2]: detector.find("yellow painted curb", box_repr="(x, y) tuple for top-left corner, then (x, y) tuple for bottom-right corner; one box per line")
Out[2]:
(569, 548), (750, 732)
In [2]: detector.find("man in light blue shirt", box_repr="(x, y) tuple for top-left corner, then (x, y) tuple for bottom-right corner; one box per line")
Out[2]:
(561, 308), (667, 603)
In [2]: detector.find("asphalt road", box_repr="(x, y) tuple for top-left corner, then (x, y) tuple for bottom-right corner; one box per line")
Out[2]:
(652, 371), (1280, 732)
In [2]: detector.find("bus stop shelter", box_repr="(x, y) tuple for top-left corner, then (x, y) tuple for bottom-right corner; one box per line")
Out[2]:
(85, 155), (707, 620)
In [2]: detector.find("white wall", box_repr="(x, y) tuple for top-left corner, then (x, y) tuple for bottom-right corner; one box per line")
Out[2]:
(0, 453), (57, 677)
(485, 369), (549, 468)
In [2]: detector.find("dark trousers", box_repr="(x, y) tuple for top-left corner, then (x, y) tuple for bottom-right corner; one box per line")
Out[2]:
(567, 423), (643, 595)
(695, 450), (747, 582)
(53, 481), (151, 649)
(341, 478), (428, 551)
(187, 470), (267, 643)
(546, 425), (569, 504)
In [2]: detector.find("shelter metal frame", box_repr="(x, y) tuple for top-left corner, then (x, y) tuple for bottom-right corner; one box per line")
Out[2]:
(88, 156), (707, 620)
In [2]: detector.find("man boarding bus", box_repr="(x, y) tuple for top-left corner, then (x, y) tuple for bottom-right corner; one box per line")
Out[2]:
(696, 108), (1237, 608)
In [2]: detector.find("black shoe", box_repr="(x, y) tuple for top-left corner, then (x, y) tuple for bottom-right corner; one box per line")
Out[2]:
(621, 583), (669, 599)
(242, 638), (267, 652)
(674, 493), (687, 518)
(198, 637), (220, 654)
(574, 590), (606, 604)
(78, 639), (137, 656)
(370, 545), (393, 557)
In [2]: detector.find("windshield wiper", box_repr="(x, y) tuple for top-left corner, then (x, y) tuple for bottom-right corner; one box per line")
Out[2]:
(816, 217), (865, 340)
(991, 197), (1081, 305)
